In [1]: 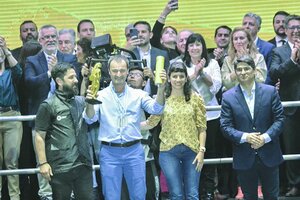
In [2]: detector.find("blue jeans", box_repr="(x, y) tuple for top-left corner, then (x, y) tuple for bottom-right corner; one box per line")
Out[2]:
(159, 144), (200, 200)
(100, 142), (146, 200)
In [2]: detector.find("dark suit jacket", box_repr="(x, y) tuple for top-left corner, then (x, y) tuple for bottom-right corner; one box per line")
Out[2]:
(11, 46), (22, 62)
(269, 43), (300, 115)
(133, 46), (169, 95)
(25, 51), (76, 127)
(220, 82), (285, 170)
(256, 38), (275, 85)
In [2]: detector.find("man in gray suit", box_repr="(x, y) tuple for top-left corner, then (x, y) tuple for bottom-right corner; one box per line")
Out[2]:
(269, 14), (300, 197)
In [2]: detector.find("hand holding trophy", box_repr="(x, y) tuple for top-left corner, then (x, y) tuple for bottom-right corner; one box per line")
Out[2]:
(85, 62), (102, 104)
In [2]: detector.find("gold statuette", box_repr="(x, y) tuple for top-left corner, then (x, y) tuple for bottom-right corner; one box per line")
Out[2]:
(86, 62), (102, 104)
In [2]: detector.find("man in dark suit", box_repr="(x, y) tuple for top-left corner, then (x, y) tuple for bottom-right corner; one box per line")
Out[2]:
(268, 11), (289, 47)
(269, 14), (300, 197)
(129, 21), (169, 96)
(25, 24), (76, 200)
(10, 20), (39, 200)
(242, 13), (275, 85)
(220, 55), (285, 200)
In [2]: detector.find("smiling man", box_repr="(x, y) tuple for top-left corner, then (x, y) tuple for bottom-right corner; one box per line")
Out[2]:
(221, 55), (285, 200)
(84, 55), (166, 200)
(269, 14), (300, 197)
(209, 25), (232, 67)
(25, 24), (76, 200)
(130, 21), (169, 96)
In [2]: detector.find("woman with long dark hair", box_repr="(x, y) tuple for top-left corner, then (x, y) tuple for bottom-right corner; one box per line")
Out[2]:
(182, 33), (222, 199)
(142, 62), (207, 199)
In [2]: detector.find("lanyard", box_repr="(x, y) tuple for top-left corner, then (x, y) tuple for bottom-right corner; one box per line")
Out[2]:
(109, 84), (129, 130)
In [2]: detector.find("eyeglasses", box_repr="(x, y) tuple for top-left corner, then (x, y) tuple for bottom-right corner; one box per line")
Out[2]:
(287, 26), (300, 31)
(128, 72), (143, 78)
(42, 34), (57, 40)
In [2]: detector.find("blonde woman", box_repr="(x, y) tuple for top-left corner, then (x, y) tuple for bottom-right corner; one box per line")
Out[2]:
(221, 27), (267, 91)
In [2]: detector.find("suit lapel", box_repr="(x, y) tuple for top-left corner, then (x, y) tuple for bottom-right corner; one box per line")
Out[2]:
(132, 48), (142, 67)
(235, 85), (253, 122)
(56, 51), (64, 62)
(256, 38), (261, 51)
(150, 48), (156, 71)
(38, 52), (48, 73)
(133, 48), (141, 60)
(283, 43), (291, 57)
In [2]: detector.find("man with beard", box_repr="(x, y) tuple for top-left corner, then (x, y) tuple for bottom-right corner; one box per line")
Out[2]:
(34, 62), (93, 200)
(10, 20), (38, 200)
(131, 21), (169, 96)
(12, 20), (38, 61)
(209, 25), (232, 67)
(269, 11), (290, 47)
(25, 24), (76, 200)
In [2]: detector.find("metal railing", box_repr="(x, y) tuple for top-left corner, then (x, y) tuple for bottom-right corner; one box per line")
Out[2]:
(1, 154), (300, 176)
(0, 101), (300, 176)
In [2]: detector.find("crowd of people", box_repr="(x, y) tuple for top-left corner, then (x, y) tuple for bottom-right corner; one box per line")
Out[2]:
(0, 0), (300, 200)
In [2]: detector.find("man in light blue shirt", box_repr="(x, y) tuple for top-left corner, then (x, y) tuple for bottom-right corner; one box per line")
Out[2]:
(84, 55), (166, 200)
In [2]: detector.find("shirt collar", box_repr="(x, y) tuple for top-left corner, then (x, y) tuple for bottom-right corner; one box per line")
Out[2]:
(240, 82), (256, 97)
(137, 44), (151, 56)
(109, 82), (128, 97)
(254, 37), (258, 45)
(43, 50), (57, 60)
(287, 41), (295, 50)
(275, 35), (287, 43)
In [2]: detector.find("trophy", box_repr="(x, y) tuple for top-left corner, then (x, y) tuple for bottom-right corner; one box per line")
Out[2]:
(85, 62), (102, 104)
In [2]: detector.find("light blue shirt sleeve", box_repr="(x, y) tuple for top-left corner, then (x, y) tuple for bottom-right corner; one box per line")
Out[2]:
(262, 133), (272, 143)
(83, 104), (100, 124)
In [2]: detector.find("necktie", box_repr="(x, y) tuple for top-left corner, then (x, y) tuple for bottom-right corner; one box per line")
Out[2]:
(280, 40), (286, 46)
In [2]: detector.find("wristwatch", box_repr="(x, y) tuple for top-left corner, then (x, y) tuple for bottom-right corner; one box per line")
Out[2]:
(199, 146), (206, 153)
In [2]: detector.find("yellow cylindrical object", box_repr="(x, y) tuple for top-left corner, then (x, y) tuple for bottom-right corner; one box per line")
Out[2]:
(155, 56), (164, 85)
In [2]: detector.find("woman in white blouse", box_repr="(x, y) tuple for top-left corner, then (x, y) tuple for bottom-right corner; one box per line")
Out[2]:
(182, 33), (222, 199)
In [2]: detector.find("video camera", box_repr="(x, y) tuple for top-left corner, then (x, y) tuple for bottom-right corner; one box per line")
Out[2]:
(89, 34), (139, 63)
